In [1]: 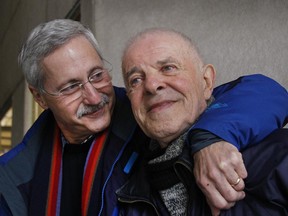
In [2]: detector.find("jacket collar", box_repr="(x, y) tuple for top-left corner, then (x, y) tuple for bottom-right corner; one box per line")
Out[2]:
(116, 143), (193, 202)
(112, 86), (137, 141)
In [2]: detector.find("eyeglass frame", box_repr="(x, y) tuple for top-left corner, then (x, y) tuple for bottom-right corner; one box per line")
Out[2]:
(39, 59), (113, 97)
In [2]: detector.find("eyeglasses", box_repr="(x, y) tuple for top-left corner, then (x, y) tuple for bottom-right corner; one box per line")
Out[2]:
(40, 61), (112, 99)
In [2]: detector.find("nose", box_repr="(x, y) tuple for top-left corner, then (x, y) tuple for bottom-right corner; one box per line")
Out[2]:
(144, 73), (166, 95)
(81, 82), (102, 104)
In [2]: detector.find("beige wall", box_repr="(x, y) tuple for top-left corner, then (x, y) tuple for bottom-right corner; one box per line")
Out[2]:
(82, 0), (288, 89)
(0, 0), (78, 109)
(1, 0), (288, 145)
(0, 0), (78, 145)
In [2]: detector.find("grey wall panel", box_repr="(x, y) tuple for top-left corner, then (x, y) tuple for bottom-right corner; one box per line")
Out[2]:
(85, 0), (288, 89)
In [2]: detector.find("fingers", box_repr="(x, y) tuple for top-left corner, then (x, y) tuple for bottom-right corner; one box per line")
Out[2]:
(199, 170), (245, 208)
(215, 175), (246, 203)
(231, 177), (241, 188)
(231, 178), (245, 192)
(233, 154), (248, 180)
(220, 162), (246, 192)
(222, 150), (247, 192)
(212, 152), (246, 202)
(207, 199), (221, 216)
(193, 141), (247, 211)
(198, 176), (240, 211)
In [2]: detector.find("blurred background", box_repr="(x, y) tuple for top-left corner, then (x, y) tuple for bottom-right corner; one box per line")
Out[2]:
(1, 0), (287, 154)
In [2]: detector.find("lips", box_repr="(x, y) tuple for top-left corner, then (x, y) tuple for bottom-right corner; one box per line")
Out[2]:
(77, 104), (106, 118)
(147, 100), (175, 113)
(83, 106), (105, 117)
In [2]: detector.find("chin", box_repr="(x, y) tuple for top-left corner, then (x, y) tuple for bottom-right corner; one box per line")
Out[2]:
(90, 116), (111, 133)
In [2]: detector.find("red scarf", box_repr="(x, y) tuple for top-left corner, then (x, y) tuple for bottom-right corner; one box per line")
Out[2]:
(45, 127), (108, 216)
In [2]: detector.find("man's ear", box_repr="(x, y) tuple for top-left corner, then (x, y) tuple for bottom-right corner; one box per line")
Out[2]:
(202, 64), (216, 100)
(28, 85), (48, 109)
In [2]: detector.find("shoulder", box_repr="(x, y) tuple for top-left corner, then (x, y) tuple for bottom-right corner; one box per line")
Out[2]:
(113, 86), (129, 102)
(0, 110), (54, 166)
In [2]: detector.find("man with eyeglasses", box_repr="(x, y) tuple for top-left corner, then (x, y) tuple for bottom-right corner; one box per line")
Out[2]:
(0, 19), (287, 216)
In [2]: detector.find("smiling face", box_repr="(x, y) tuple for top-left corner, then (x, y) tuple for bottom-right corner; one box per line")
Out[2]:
(29, 36), (115, 143)
(122, 30), (215, 147)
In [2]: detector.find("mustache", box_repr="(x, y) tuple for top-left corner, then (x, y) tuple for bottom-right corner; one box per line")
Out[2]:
(76, 94), (110, 118)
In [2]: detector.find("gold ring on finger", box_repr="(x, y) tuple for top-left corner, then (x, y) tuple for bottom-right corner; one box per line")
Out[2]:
(231, 177), (241, 187)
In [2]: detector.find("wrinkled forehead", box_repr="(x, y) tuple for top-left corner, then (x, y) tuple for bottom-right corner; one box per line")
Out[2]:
(122, 32), (193, 68)
(129, 32), (190, 53)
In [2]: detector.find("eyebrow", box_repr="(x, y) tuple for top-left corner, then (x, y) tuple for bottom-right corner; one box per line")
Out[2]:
(156, 56), (180, 66)
(88, 65), (104, 74)
(124, 56), (180, 80)
(57, 66), (104, 88)
(125, 66), (139, 81)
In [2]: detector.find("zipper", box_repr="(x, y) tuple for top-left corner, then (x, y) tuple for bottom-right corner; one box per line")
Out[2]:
(98, 127), (136, 216)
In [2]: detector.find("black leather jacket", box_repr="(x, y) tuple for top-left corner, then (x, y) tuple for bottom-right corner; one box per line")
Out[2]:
(116, 129), (288, 216)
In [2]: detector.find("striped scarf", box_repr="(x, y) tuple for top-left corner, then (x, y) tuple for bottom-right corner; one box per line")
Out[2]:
(32, 126), (108, 216)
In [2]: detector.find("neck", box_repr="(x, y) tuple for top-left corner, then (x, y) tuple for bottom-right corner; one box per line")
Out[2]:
(157, 130), (189, 149)
(158, 141), (170, 149)
(63, 133), (95, 145)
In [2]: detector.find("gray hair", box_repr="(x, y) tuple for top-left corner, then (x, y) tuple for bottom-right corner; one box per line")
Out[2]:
(18, 19), (103, 90)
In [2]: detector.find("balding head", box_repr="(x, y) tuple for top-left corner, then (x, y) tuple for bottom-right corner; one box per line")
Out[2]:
(122, 28), (204, 85)
(121, 28), (215, 146)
